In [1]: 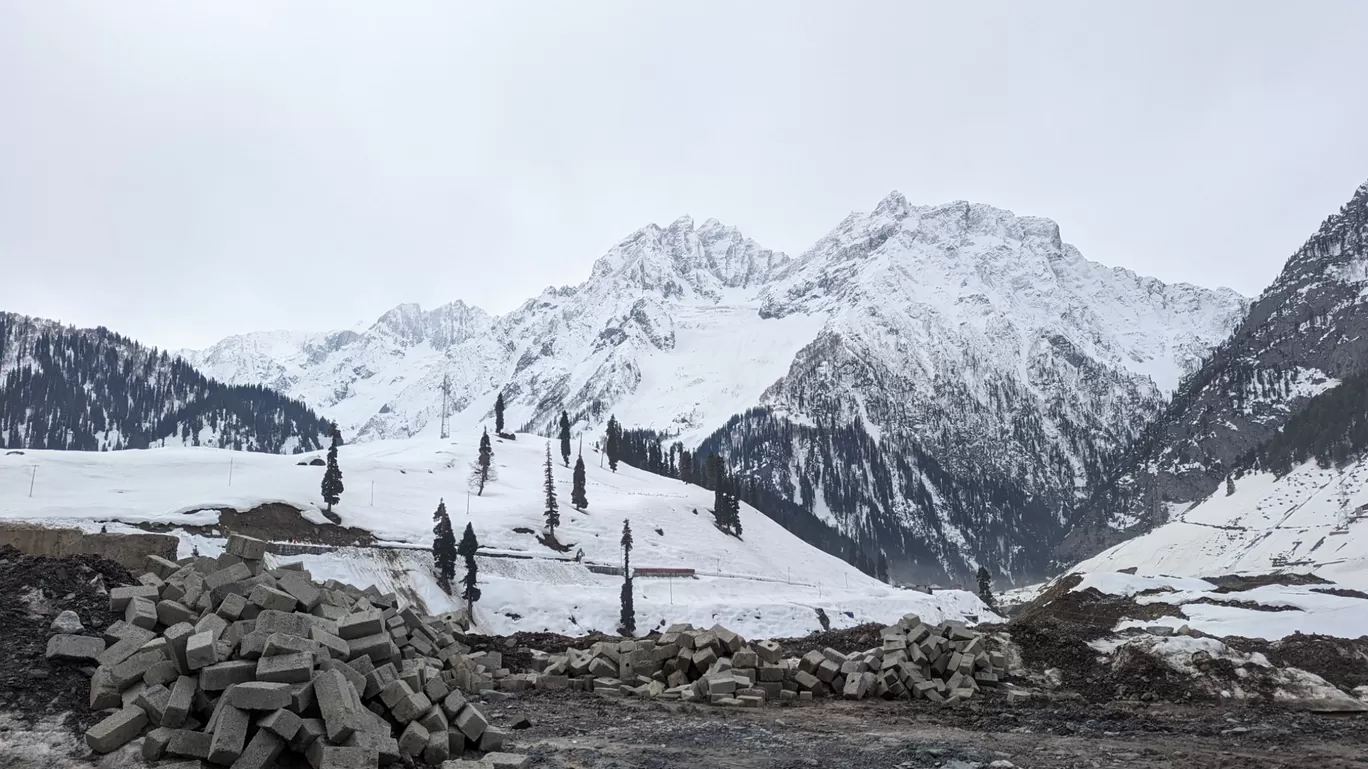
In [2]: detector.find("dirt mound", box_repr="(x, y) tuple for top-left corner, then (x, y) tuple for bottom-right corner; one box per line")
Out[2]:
(0, 545), (134, 730)
(1013, 574), (1186, 640)
(121, 502), (376, 546)
(1208, 572), (1331, 593)
(770, 623), (884, 658)
(1225, 633), (1368, 691)
(465, 630), (621, 672)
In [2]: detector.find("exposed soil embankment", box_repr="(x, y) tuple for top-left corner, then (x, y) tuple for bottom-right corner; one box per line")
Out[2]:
(119, 502), (376, 547)
(0, 522), (176, 573)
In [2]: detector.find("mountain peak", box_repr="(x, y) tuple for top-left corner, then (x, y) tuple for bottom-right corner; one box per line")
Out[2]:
(874, 190), (910, 218)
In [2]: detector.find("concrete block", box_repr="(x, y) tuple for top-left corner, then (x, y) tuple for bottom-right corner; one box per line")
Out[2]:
(158, 675), (194, 729)
(255, 707), (303, 742)
(337, 610), (384, 640)
(257, 651), (314, 683)
(441, 689), (468, 717)
(255, 609), (312, 638)
(816, 659), (839, 683)
(85, 705), (148, 753)
(321, 658), (367, 699)
(194, 613), (229, 642)
(365, 662), (399, 700)
(229, 681), (293, 710)
(109, 585), (160, 612)
(263, 631), (321, 658)
(134, 683), (172, 725)
(161, 622), (195, 673)
(232, 729), (285, 769)
(186, 630), (218, 670)
(481, 753), (532, 768)
(290, 717), (326, 752)
(88, 667), (121, 710)
(311, 626), (350, 659)
(280, 574), (324, 611)
(306, 743), (377, 769)
(454, 702), (489, 740)
(46, 633), (104, 663)
(345, 631), (394, 663)
(122, 593), (158, 629)
(398, 721), (429, 756)
(155, 599), (196, 627)
(205, 561), (254, 593)
(226, 532), (268, 560)
(111, 650), (164, 689)
(423, 729), (450, 764)
(207, 704), (249, 765)
(199, 660), (259, 691)
(250, 584), (298, 612)
(314, 668), (361, 742)
(479, 725), (508, 752)
(166, 728), (213, 759)
(794, 670), (820, 691)
(391, 691), (432, 723)
(142, 659), (180, 688)
(142, 726), (174, 761)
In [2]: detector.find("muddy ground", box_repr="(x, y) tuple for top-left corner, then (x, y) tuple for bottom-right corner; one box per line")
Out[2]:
(489, 690), (1368, 769)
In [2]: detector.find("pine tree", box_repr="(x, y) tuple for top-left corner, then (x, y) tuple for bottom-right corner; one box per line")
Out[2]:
(457, 523), (481, 617)
(559, 410), (572, 467)
(729, 492), (743, 537)
(471, 428), (496, 495)
(321, 426), (344, 513)
(976, 566), (995, 608)
(494, 392), (505, 435)
(432, 499), (457, 585)
(712, 462), (728, 532)
(1226, 475), (1236, 496)
(543, 442), (561, 536)
(605, 415), (620, 472)
(678, 449), (693, 485)
(876, 552), (890, 584)
(619, 519), (635, 636)
(571, 452), (588, 511)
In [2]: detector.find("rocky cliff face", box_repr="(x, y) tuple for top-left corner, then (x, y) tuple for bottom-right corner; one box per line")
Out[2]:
(1062, 181), (1368, 563)
(184, 195), (1247, 582)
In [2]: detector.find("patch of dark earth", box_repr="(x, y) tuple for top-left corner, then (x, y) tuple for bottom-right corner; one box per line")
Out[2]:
(1223, 634), (1368, 691)
(1207, 573), (1332, 593)
(0, 545), (134, 732)
(1183, 597), (1304, 613)
(1311, 587), (1368, 600)
(114, 502), (377, 546)
(1011, 575), (1186, 640)
(494, 690), (1368, 769)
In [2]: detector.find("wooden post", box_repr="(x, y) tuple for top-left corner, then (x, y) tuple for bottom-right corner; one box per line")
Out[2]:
(228, 457), (234, 486)
(29, 466), (37, 497)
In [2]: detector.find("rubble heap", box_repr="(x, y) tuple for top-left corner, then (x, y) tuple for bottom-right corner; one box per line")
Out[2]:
(59, 533), (529, 768)
(517, 614), (1011, 706)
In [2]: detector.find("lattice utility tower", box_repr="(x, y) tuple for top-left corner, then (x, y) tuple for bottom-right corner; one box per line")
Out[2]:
(439, 374), (451, 440)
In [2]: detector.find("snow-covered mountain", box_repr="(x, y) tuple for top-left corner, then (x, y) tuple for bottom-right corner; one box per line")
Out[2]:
(184, 195), (1247, 583)
(0, 312), (330, 453)
(1062, 180), (1368, 563)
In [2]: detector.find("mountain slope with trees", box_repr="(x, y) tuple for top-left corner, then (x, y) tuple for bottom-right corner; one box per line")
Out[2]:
(0, 312), (330, 453)
(1062, 180), (1368, 564)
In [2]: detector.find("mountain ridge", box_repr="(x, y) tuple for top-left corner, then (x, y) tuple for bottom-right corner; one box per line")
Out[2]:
(181, 193), (1249, 582)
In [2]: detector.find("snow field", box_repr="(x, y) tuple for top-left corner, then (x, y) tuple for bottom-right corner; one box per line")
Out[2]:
(0, 432), (997, 637)
(1072, 457), (1368, 589)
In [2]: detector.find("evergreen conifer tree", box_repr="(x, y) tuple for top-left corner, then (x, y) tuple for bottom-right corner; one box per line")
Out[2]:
(976, 566), (995, 608)
(571, 452), (588, 511)
(678, 449), (693, 484)
(543, 443), (561, 536)
(432, 499), (456, 585)
(559, 410), (572, 467)
(1226, 475), (1236, 496)
(471, 428), (496, 495)
(321, 426), (344, 513)
(605, 415), (620, 472)
(876, 552), (890, 584)
(619, 519), (635, 636)
(494, 393), (505, 435)
(457, 522), (481, 617)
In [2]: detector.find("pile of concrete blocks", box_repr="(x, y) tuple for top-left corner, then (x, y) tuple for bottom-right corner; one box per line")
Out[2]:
(66, 532), (528, 768)
(508, 615), (1007, 707)
(803, 614), (1011, 704)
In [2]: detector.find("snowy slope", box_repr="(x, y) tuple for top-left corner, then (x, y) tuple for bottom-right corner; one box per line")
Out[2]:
(1070, 456), (1368, 590)
(180, 195), (1246, 583)
(0, 430), (993, 637)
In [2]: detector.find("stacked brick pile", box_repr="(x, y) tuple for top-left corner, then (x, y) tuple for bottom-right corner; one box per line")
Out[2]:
(515, 614), (1012, 706)
(55, 532), (529, 769)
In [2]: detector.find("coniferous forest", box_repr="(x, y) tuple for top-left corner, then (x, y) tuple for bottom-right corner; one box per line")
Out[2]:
(0, 313), (331, 452)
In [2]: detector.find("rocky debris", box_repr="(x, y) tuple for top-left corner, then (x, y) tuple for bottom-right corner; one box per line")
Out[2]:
(75, 531), (529, 767)
(508, 614), (1009, 707)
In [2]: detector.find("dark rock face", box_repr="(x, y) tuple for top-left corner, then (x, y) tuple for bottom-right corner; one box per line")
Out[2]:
(1062, 181), (1368, 563)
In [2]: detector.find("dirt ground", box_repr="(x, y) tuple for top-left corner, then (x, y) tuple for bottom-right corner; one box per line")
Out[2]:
(492, 690), (1368, 769)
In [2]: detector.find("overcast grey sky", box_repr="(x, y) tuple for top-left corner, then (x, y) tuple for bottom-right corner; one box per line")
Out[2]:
(3, 1), (1367, 350)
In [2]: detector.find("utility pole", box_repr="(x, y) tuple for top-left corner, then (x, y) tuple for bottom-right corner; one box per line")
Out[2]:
(228, 457), (234, 486)
(29, 466), (36, 497)
(439, 374), (451, 440)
